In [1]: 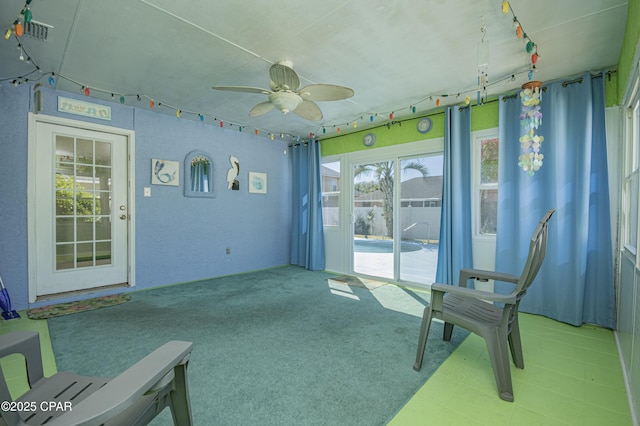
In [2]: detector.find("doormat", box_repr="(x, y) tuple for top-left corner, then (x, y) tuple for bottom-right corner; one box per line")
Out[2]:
(27, 294), (131, 320)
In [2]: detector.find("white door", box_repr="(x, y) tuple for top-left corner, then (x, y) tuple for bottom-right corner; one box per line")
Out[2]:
(32, 121), (130, 297)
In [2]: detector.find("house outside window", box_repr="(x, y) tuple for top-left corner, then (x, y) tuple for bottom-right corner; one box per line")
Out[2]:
(321, 161), (340, 226)
(474, 132), (499, 236)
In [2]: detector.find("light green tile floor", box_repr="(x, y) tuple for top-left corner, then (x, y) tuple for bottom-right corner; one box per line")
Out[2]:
(1, 310), (633, 425)
(0, 311), (56, 400)
(389, 313), (633, 426)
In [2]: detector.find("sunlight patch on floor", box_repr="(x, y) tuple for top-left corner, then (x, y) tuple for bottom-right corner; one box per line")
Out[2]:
(327, 279), (360, 300)
(368, 284), (427, 318)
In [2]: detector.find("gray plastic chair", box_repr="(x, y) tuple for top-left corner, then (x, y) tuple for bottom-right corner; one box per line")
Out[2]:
(414, 208), (554, 402)
(0, 331), (193, 425)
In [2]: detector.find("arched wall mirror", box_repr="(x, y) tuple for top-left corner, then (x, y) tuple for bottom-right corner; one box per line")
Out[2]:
(184, 150), (215, 198)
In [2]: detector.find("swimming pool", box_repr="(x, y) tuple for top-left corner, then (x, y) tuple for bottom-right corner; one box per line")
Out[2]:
(354, 239), (423, 253)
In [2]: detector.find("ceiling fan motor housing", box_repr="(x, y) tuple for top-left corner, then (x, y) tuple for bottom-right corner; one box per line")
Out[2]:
(269, 91), (302, 114)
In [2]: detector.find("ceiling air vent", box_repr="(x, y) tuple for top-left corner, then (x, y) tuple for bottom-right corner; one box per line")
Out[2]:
(24, 20), (53, 41)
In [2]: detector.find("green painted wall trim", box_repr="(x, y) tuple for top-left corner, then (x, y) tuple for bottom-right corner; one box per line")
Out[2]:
(605, 72), (619, 107)
(320, 112), (445, 156)
(321, 101), (499, 156)
(617, 0), (639, 104)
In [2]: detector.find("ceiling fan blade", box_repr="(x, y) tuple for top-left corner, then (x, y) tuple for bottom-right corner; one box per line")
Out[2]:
(249, 101), (276, 117)
(212, 86), (272, 95)
(269, 63), (301, 91)
(293, 99), (323, 121)
(299, 84), (355, 101)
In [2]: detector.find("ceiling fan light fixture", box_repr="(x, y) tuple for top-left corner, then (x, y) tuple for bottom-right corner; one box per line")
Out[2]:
(269, 91), (302, 114)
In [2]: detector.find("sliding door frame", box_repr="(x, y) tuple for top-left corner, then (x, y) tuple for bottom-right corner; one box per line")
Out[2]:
(332, 138), (443, 282)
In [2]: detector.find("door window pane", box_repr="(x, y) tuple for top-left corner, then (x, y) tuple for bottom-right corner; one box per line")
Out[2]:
(56, 244), (74, 270)
(399, 155), (442, 284)
(354, 161), (394, 279)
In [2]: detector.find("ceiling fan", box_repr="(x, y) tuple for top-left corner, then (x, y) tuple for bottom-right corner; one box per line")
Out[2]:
(212, 61), (354, 121)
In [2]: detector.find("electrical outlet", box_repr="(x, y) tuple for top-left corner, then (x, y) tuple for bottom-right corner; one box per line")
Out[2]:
(226, 247), (231, 255)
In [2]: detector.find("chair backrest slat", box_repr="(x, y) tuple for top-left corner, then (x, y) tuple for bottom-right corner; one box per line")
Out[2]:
(516, 208), (555, 295)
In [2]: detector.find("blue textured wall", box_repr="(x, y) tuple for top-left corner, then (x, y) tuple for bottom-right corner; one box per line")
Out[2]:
(0, 85), (291, 310)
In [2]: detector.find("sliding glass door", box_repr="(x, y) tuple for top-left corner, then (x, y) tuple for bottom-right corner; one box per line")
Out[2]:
(352, 154), (443, 284)
(353, 161), (395, 279)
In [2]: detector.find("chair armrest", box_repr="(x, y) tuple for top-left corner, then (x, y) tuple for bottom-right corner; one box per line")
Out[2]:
(47, 340), (193, 426)
(0, 331), (45, 386)
(431, 283), (518, 305)
(458, 268), (519, 288)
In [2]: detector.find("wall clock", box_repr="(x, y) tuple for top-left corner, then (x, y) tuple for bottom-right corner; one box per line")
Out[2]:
(363, 133), (376, 147)
(417, 117), (433, 134)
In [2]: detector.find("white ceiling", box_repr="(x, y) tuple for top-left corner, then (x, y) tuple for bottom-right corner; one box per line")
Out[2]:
(0, 0), (628, 142)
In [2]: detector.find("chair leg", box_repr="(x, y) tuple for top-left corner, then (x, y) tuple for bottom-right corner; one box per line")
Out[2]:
(508, 316), (524, 369)
(414, 306), (433, 371)
(485, 328), (514, 402)
(169, 363), (193, 425)
(443, 322), (454, 341)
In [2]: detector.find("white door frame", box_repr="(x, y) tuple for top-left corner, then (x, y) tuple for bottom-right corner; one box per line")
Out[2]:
(27, 113), (136, 302)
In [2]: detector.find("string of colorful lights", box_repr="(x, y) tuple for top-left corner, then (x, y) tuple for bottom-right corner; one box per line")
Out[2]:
(2, 0), (542, 142)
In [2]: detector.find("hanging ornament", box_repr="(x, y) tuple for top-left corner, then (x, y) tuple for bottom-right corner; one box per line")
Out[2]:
(199, 114), (204, 122)
(337, 127), (341, 134)
(531, 52), (538, 64)
(149, 100), (154, 108)
(518, 81), (544, 176)
(516, 25), (523, 38)
(502, 1), (509, 14)
(309, 132), (314, 139)
(389, 112), (394, 120)
(176, 110), (181, 118)
(436, 98), (441, 107)
(4, 28), (12, 40)
(370, 115), (374, 122)
(219, 121), (223, 127)
(48, 75), (55, 85)
(412, 105), (416, 113)
(255, 129), (259, 136)
(84, 87), (90, 96)
(14, 22), (23, 37)
(464, 96), (470, 105)
(23, 9), (32, 24)
(119, 96), (125, 104)
(353, 121), (357, 128)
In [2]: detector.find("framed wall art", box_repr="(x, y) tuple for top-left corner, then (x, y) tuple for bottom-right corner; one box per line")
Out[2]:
(249, 172), (267, 194)
(151, 159), (179, 186)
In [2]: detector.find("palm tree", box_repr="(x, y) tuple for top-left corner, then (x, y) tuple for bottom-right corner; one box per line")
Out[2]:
(354, 160), (429, 238)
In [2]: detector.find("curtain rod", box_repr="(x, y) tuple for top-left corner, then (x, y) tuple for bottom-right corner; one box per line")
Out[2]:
(501, 70), (616, 101)
(319, 70), (618, 140)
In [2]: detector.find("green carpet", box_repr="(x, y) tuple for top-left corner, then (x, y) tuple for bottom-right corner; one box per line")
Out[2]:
(47, 266), (467, 425)
(27, 294), (131, 319)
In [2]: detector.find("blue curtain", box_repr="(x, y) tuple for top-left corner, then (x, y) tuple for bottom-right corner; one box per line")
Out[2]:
(436, 106), (473, 284)
(290, 139), (325, 270)
(496, 72), (614, 328)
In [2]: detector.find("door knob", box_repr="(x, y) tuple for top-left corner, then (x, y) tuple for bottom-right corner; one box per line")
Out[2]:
(119, 214), (127, 220)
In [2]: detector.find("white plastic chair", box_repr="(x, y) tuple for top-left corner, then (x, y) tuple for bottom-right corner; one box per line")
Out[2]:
(414, 208), (554, 401)
(0, 331), (193, 425)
